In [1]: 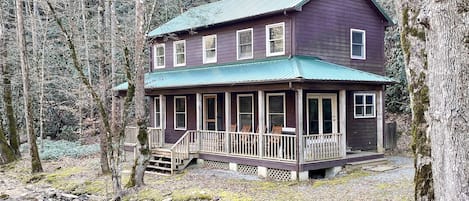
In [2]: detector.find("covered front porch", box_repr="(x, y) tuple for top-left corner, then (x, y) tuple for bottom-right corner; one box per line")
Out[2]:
(118, 56), (392, 179)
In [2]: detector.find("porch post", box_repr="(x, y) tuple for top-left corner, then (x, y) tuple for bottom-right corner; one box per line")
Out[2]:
(196, 93), (203, 131)
(225, 92), (231, 153)
(160, 94), (166, 146)
(376, 90), (384, 153)
(258, 90), (265, 158)
(339, 90), (347, 157)
(296, 89), (304, 164)
(196, 93), (203, 150)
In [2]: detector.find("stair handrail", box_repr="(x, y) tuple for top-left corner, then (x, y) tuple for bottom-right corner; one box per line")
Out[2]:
(170, 130), (198, 174)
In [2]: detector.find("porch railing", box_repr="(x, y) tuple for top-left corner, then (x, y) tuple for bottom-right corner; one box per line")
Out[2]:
(170, 130), (198, 173)
(303, 133), (343, 162)
(124, 127), (164, 149)
(194, 130), (297, 162)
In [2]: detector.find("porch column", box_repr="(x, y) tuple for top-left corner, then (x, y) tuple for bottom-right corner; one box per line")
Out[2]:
(339, 90), (347, 157)
(225, 92), (231, 153)
(196, 93), (203, 131)
(296, 89), (304, 164)
(376, 90), (384, 153)
(258, 90), (265, 158)
(160, 94), (166, 146)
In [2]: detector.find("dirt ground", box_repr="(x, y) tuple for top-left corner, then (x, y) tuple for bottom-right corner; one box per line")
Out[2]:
(0, 153), (414, 201)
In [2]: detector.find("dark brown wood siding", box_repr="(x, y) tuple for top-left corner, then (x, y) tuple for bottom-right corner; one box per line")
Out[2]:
(294, 0), (386, 75)
(165, 94), (197, 143)
(346, 91), (377, 150)
(151, 15), (293, 70)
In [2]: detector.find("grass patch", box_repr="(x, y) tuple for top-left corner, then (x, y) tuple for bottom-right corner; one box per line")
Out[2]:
(172, 188), (213, 201)
(312, 170), (370, 188)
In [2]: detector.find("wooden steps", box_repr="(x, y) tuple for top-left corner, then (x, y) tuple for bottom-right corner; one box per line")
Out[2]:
(345, 158), (389, 172)
(145, 148), (195, 175)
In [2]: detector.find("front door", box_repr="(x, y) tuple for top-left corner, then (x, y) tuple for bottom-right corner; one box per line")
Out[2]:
(203, 95), (217, 130)
(307, 94), (338, 135)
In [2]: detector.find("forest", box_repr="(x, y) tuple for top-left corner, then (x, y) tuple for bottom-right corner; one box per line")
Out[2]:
(0, 0), (467, 201)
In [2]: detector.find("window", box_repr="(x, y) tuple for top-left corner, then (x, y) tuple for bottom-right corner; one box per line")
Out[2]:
(174, 96), (187, 130)
(203, 35), (217, 64)
(267, 93), (285, 132)
(351, 29), (366, 59)
(237, 28), (253, 60)
(354, 93), (375, 118)
(237, 94), (254, 132)
(153, 44), (165, 69)
(266, 22), (285, 57)
(173, 40), (186, 66)
(154, 97), (161, 128)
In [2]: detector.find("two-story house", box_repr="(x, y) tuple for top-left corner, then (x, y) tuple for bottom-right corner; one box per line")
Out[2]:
(117, 0), (394, 181)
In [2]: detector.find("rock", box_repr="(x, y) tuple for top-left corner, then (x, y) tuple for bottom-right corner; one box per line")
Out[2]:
(0, 193), (9, 200)
(162, 197), (172, 201)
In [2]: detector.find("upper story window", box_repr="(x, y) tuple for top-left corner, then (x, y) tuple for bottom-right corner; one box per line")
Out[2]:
(153, 44), (165, 69)
(266, 22), (285, 57)
(237, 28), (253, 60)
(351, 29), (366, 60)
(173, 40), (186, 67)
(203, 35), (217, 64)
(354, 93), (375, 118)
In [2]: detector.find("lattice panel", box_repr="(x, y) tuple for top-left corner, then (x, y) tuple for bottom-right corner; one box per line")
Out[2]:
(203, 160), (229, 170)
(238, 164), (258, 176)
(267, 168), (292, 181)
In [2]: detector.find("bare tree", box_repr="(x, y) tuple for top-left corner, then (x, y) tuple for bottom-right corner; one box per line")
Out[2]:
(0, 13), (17, 164)
(127, 0), (150, 188)
(398, 0), (468, 200)
(16, 0), (43, 173)
(0, 4), (20, 158)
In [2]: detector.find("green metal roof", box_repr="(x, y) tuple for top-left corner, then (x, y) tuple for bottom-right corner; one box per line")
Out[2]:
(114, 56), (394, 91)
(149, 0), (308, 37)
(148, 0), (393, 37)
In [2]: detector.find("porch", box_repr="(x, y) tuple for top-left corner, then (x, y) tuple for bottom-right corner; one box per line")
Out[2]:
(124, 127), (383, 180)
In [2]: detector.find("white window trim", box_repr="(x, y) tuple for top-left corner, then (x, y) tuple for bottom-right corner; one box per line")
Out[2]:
(202, 35), (217, 64)
(306, 93), (338, 135)
(237, 94), (254, 132)
(173, 40), (186, 67)
(154, 97), (161, 128)
(353, 93), (376, 119)
(236, 28), (254, 60)
(266, 22), (285, 57)
(174, 96), (187, 130)
(266, 93), (286, 132)
(153, 44), (165, 69)
(203, 94), (218, 131)
(350, 29), (366, 60)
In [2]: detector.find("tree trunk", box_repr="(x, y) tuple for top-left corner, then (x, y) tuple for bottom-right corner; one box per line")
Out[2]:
(97, 0), (111, 175)
(127, 0), (149, 188)
(424, 1), (469, 200)
(0, 117), (16, 165)
(399, 0), (469, 200)
(0, 9), (20, 158)
(16, 0), (43, 173)
(0, 17), (17, 164)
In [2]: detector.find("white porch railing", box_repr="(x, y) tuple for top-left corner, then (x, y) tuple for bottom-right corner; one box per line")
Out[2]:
(303, 133), (343, 162)
(124, 127), (164, 149)
(263, 134), (296, 161)
(229, 132), (259, 157)
(170, 130), (198, 173)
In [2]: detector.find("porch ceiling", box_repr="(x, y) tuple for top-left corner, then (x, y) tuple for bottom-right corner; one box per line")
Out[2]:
(114, 56), (395, 92)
